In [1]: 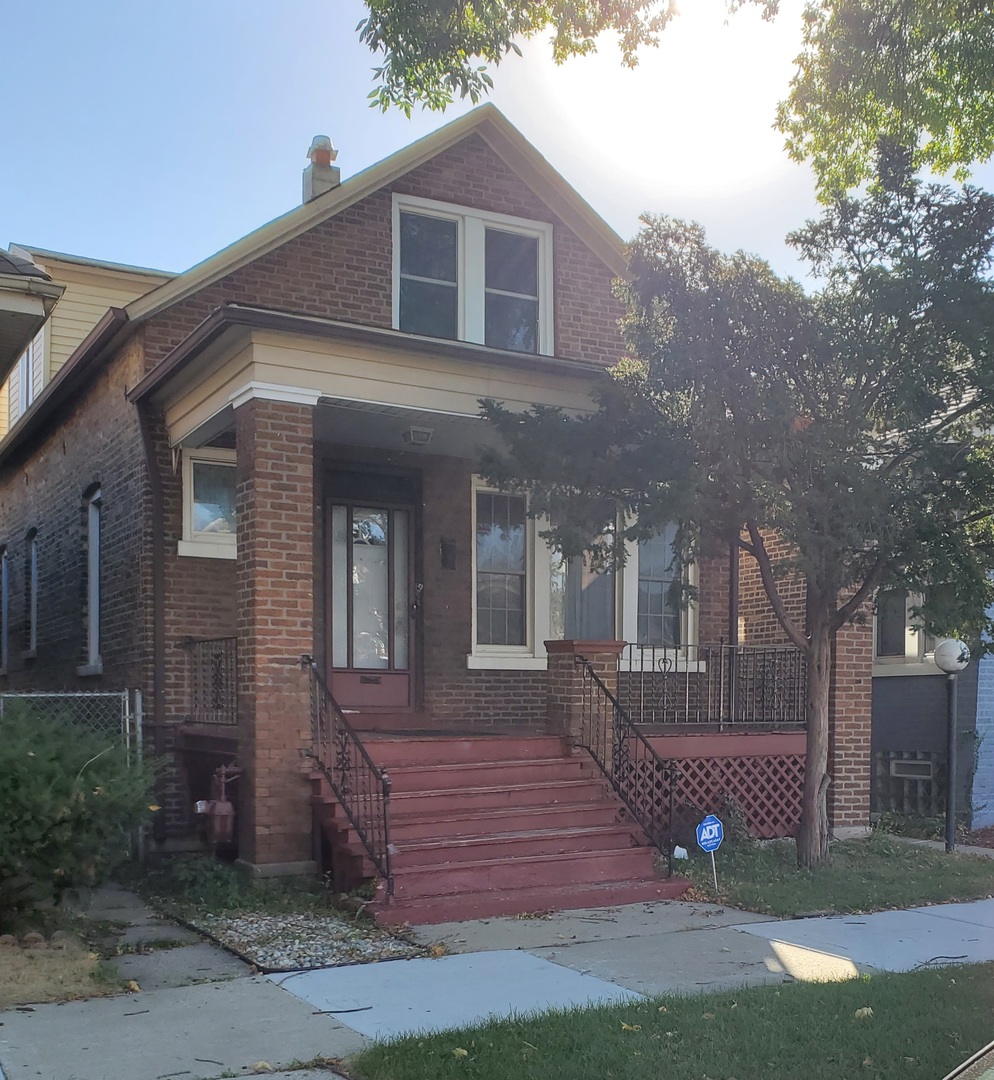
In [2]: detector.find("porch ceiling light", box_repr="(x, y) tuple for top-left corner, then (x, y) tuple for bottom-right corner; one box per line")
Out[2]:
(402, 425), (434, 447)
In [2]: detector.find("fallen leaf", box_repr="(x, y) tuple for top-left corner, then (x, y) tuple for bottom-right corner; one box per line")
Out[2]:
(125, 980), (141, 993)
(522, 1042), (538, 1051)
(452, 1047), (469, 1058)
(657, 1005), (668, 1013)
(250, 1063), (274, 1074)
(863, 1057), (873, 1068)
(854, 1007), (874, 1020)
(621, 1022), (641, 1032)
(429, 944), (447, 959)
(904, 1057), (918, 1066)
(703, 1012), (716, 1020)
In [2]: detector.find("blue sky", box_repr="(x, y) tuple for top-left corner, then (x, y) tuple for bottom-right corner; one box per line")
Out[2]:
(4, 0), (993, 283)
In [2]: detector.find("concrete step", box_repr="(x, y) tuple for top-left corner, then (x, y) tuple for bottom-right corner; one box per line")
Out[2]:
(372, 876), (690, 926)
(389, 846), (657, 900)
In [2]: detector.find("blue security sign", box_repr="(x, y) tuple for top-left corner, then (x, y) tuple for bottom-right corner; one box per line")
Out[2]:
(696, 815), (724, 853)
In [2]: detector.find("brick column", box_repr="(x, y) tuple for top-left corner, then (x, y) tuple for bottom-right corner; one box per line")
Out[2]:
(235, 397), (316, 872)
(828, 616), (873, 833)
(545, 640), (625, 745)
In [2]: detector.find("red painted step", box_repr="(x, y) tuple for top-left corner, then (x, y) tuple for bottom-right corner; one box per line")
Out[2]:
(390, 824), (640, 868)
(365, 735), (570, 768)
(311, 731), (688, 925)
(371, 877), (690, 926)
(389, 846), (656, 899)
(384, 757), (592, 793)
(388, 777), (612, 816)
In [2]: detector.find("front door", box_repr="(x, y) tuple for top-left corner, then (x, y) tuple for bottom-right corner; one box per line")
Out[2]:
(325, 477), (417, 709)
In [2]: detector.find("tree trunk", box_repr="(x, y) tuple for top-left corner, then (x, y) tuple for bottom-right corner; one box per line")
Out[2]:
(797, 611), (833, 868)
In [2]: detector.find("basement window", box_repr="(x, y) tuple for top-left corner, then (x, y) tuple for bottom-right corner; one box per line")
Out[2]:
(179, 448), (237, 559)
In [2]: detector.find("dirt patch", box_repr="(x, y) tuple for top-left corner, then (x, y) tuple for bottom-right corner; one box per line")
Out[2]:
(965, 826), (994, 849)
(0, 933), (120, 1007)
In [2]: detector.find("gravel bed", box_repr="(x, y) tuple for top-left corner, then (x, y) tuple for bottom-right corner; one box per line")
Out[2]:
(191, 911), (427, 972)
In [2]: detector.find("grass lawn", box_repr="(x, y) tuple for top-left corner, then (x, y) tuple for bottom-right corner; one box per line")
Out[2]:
(682, 833), (994, 916)
(349, 963), (994, 1080)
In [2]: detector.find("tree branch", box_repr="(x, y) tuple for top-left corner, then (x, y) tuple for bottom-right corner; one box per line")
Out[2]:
(831, 553), (892, 631)
(745, 521), (809, 652)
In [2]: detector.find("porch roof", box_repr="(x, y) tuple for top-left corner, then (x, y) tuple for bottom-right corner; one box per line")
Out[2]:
(129, 303), (611, 449)
(128, 303), (611, 407)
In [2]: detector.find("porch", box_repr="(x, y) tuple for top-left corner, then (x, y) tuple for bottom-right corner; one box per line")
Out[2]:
(176, 632), (807, 921)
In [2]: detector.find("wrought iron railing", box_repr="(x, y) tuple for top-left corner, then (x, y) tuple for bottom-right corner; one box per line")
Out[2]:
(302, 658), (393, 896)
(575, 657), (678, 876)
(187, 636), (237, 726)
(618, 642), (806, 729)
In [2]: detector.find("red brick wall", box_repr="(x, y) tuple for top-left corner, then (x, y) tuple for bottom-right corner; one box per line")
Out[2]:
(829, 608), (873, 828)
(143, 134), (625, 372)
(737, 529), (873, 828)
(0, 335), (148, 692)
(235, 398), (316, 866)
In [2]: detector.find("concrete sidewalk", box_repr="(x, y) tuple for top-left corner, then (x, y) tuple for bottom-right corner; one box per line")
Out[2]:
(3, 887), (994, 1080)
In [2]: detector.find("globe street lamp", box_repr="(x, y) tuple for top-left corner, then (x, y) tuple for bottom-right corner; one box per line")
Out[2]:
(933, 639), (971, 853)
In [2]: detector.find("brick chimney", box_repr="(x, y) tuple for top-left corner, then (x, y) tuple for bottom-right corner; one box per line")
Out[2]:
(302, 135), (340, 203)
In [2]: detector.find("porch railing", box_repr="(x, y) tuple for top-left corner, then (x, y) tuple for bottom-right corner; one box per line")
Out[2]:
(575, 657), (678, 876)
(187, 636), (238, 726)
(618, 642), (806, 729)
(302, 658), (393, 896)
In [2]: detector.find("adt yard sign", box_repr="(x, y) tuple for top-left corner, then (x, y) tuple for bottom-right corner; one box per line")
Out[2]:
(697, 815), (724, 853)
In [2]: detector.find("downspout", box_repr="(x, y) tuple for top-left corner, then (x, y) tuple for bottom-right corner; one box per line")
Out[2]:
(137, 400), (168, 842)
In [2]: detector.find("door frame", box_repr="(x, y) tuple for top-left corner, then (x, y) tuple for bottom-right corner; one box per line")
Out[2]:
(321, 466), (424, 711)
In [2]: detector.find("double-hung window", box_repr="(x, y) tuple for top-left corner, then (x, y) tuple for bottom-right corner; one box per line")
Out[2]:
(179, 448), (237, 559)
(79, 487), (102, 676)
(394, 196), (553, 354)
(24, 529), (37, 657)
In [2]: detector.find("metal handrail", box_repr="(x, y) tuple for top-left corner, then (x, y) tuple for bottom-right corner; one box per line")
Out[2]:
(618, 641), (806, 728)
(574, 656), (678, 877)
(301, 657), (393, 896)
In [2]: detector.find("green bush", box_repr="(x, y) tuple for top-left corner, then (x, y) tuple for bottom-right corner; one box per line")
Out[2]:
(0, 701), (157, 924)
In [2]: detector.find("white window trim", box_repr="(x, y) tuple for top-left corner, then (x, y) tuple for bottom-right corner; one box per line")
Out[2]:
(78, 488), (102, 677)
(872, 590), (941, 676)
(0, 547), (8, 675)
(468, 478), (554, 669)
(179, 447), (237, 560)
(467, 495), (701, 672)
(621, 533), (702, 672)
(392, 194), (555, 355)
(23, 530), (37, 659)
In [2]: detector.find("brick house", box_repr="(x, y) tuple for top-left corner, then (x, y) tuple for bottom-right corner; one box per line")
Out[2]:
(0, 107), (872, 923)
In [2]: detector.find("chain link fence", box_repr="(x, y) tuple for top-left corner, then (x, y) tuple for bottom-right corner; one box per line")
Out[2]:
(0, 690), (143, 764)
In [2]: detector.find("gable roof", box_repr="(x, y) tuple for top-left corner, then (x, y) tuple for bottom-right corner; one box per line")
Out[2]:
(125, 105), (627, 326)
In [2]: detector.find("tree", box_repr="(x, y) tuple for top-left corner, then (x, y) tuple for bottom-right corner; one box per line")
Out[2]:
(481, 149), (994, 866)
(358, 1), (690, 114)
(778, 0), (994, 198)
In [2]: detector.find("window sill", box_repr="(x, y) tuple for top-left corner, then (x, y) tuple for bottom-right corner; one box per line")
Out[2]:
(178, 540), (236, 560)
(872, 660), (943, 678)
(76, 659), (103, 677)
(466, 653), (548, 671)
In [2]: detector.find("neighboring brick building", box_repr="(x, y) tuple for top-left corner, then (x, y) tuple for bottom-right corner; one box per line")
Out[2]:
(0, 108), (874, 913)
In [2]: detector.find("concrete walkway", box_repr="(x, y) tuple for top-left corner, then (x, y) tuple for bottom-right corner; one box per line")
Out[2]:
(3, 887), (994, 1080)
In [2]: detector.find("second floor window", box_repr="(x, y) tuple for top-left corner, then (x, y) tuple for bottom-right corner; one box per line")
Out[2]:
(394, 197), (552, 355)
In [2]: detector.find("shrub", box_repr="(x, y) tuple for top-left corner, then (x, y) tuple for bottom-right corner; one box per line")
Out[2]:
(0, 701), (156, 924)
